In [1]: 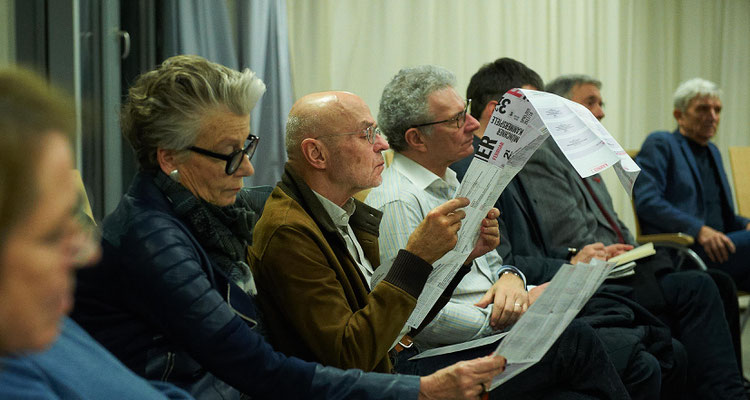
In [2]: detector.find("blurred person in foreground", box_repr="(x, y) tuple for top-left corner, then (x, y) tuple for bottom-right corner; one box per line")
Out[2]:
(0, 68), (193, 399)
(72, 55), (505, 399)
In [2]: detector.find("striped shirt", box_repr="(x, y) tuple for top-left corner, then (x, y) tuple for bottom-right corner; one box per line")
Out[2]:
(366, 152), (524, 349)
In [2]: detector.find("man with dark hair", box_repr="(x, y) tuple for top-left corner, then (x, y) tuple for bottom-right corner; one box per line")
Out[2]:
(510, 73), (746, 399)
(465, 57), (545, 121)
(450, 59), (674, 400)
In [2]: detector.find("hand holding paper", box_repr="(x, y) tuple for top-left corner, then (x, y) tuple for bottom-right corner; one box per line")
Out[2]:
(464, 207), (501, 264)
(405, 197), (469, 264)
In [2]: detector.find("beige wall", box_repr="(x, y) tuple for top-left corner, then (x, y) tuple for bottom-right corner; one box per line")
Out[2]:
(0, 0), (14, 67)
(287, 0), (750, 234)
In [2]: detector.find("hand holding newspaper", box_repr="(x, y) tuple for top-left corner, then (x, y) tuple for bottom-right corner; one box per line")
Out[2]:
(489, 259), (616, 389)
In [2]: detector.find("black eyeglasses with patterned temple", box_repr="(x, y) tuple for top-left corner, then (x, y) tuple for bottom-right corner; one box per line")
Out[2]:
(410, 99), (472, 130)
(316, 125), (381, 144)
(188, 134), (259, 175)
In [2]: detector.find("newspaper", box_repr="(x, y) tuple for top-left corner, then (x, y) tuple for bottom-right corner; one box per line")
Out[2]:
(403, 89), (549, 328)
(490, 259), (615, 389)
(408, 332), (509, 361)
(392, 89), (640, 329)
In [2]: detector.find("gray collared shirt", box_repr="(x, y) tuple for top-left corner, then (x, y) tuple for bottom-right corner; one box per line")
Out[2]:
(312, 191), (375, 288)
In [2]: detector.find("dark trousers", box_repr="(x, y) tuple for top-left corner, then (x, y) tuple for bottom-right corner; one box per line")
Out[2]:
(705, 268), (744, 373)
(393, 320), (630, 400)
(693, 229), (750, 291)
(656, 270), (745, 399)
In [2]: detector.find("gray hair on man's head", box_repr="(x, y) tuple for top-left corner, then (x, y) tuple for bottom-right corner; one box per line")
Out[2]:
(378, 65), (456, 152)
(121, 55), (266, 171)
(673, 78), (721, 112)
(545, 74), (602, 99)
(285, 113), (321, 158)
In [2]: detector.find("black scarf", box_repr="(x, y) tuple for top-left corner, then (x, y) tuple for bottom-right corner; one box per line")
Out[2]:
(153, 171), (257, 292)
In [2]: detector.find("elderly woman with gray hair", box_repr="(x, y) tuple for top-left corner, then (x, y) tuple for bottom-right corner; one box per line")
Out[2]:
(72, 55), (504, 400)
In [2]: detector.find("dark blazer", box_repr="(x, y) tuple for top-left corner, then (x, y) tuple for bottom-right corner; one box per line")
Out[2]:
(633, 129), (749, 237)
(517, 139), (636, 252)
(451, 138), (676, 376)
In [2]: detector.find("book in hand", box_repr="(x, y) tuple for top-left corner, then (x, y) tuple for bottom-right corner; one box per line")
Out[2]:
(607, 242), (655, 266)
(605, 242), (655, 279)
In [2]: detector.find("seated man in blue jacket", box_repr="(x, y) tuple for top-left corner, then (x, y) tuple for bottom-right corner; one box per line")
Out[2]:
(634, 78), (750, 291)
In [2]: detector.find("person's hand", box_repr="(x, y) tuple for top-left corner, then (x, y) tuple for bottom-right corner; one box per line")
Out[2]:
(528, 282), (549, 305)
(570, 243), (606, 264)
(604, 243), (633, 259)
(464, 208), (501, 264)
(418, 355), (506, 400)
(474, 272), (527, 330)
(406, 197), (469, 264)
(697, 225), (735, 263)
(745, 222), (750, 231)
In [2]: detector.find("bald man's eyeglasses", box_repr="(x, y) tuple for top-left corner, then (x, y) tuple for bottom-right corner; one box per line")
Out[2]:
(317, 125), (381, 144)
(188, 134), (259, 175)
(411, 99), (471, 130)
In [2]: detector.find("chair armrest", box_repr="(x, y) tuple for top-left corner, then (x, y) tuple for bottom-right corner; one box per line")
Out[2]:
(636, 232), (695, 246)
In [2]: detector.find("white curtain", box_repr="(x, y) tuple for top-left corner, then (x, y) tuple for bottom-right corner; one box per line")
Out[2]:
(286, 0), (750, 233)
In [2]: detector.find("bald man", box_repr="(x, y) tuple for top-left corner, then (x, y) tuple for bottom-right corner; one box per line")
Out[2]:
(249, 91), (501, 374)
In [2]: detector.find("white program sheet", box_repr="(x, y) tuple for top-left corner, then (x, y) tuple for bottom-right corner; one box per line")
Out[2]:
(490, 259), (615, 389)
(520, 89), (641, 195)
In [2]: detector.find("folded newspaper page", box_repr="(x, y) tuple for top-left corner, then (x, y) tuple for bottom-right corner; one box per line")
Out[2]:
(520, 89), (641, 195)
(490, 259), (615, 389)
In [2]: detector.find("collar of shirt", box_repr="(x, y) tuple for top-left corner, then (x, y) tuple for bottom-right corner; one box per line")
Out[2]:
(311, 190), (374, 282)
(391, 152), (459, 194)
(312, 190), (357, 230)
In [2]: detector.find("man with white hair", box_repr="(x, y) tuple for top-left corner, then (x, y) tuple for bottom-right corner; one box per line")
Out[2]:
(634, 78), (750, 291)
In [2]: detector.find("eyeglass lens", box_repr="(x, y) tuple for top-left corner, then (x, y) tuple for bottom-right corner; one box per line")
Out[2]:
(226, 136), (258, 174)
(364, 126), (378, 144)
(456, 99), (471, 129)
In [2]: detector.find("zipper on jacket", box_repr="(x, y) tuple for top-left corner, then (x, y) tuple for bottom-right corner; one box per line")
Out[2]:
(226, 284), (258, 329)
(161, 351), (175, 381)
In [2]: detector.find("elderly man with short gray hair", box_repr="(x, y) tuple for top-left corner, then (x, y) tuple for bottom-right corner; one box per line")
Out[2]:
(634, 78), (750, 291)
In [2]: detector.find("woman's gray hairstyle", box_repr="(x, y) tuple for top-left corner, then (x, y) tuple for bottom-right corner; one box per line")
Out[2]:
(122, 55), (266, 171)
(545, 74), (601, 99)
(673, 78), (721, 112)
(378, 65), (456, 152)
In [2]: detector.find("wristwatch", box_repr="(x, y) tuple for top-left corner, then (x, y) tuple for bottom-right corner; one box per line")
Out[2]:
(499, 269), (522, 280)
(499, 269), (526, 291)
(566, 247), (578, 261)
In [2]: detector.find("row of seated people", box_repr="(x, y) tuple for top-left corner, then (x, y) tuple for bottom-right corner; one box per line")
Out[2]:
(449, 59), (747, 398)
(0, 63), (501, 400)
(66, 55), (626, 399)
(0, 54), (746, 399)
